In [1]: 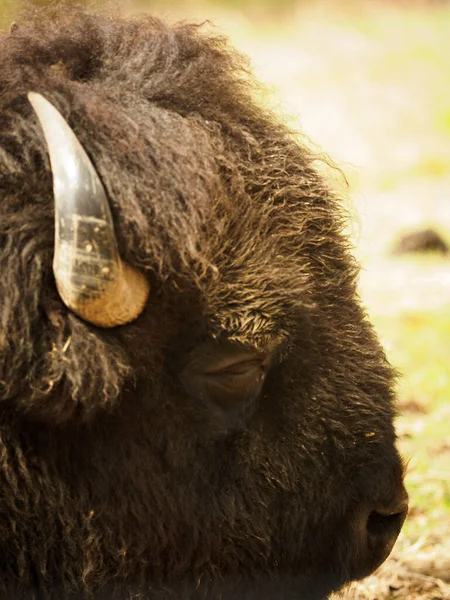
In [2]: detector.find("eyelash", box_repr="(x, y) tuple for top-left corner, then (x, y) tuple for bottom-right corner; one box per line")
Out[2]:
(207, 359), (265, 376)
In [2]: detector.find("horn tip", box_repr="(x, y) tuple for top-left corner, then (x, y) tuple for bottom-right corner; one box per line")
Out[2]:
(27, 91), (45, 109)
(28, 92), (56, 123)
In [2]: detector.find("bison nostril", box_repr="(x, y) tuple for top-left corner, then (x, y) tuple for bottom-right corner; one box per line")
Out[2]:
(351, 500), (408, 581)
(367, 508), (407, 540)
(365, 501), (408, 563)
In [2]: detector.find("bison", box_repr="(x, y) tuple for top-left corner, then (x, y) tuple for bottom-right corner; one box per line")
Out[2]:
(0, 5), (407, 599)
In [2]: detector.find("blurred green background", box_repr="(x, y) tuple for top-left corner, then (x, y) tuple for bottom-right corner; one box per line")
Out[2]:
(1, 0), (449, 597)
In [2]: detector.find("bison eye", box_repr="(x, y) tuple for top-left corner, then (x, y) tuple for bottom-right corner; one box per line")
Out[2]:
(203, 358), (266, 395)
(181, 346), (271, 427)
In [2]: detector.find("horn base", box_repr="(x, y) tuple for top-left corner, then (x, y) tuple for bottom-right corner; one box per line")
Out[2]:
(54, 261), (150, 328)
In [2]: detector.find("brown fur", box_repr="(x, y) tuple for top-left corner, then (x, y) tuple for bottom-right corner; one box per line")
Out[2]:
(0, 5), (405, 599)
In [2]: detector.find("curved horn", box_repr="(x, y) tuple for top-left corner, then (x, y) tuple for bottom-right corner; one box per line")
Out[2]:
(28, 92), (150, 328)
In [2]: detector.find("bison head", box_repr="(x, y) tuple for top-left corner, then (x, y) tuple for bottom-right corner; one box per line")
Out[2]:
(0, 6), (407, 599)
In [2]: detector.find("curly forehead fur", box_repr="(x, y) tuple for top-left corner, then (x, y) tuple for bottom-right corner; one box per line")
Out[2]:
(0, 3), (353, 421)
(0, 5), (405, 600)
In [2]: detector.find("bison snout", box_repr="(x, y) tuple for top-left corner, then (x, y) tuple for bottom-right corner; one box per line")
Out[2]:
(351, 490), (408, 580)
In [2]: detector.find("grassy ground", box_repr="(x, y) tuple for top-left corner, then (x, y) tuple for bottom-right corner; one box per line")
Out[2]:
(2, 0), (449, 597)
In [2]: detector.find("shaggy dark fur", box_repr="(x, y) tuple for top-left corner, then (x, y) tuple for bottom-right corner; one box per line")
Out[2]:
(0, 5), (406, 600)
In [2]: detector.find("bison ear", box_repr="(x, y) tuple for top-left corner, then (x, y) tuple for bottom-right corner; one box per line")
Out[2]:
(27, 92), (150, 328)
